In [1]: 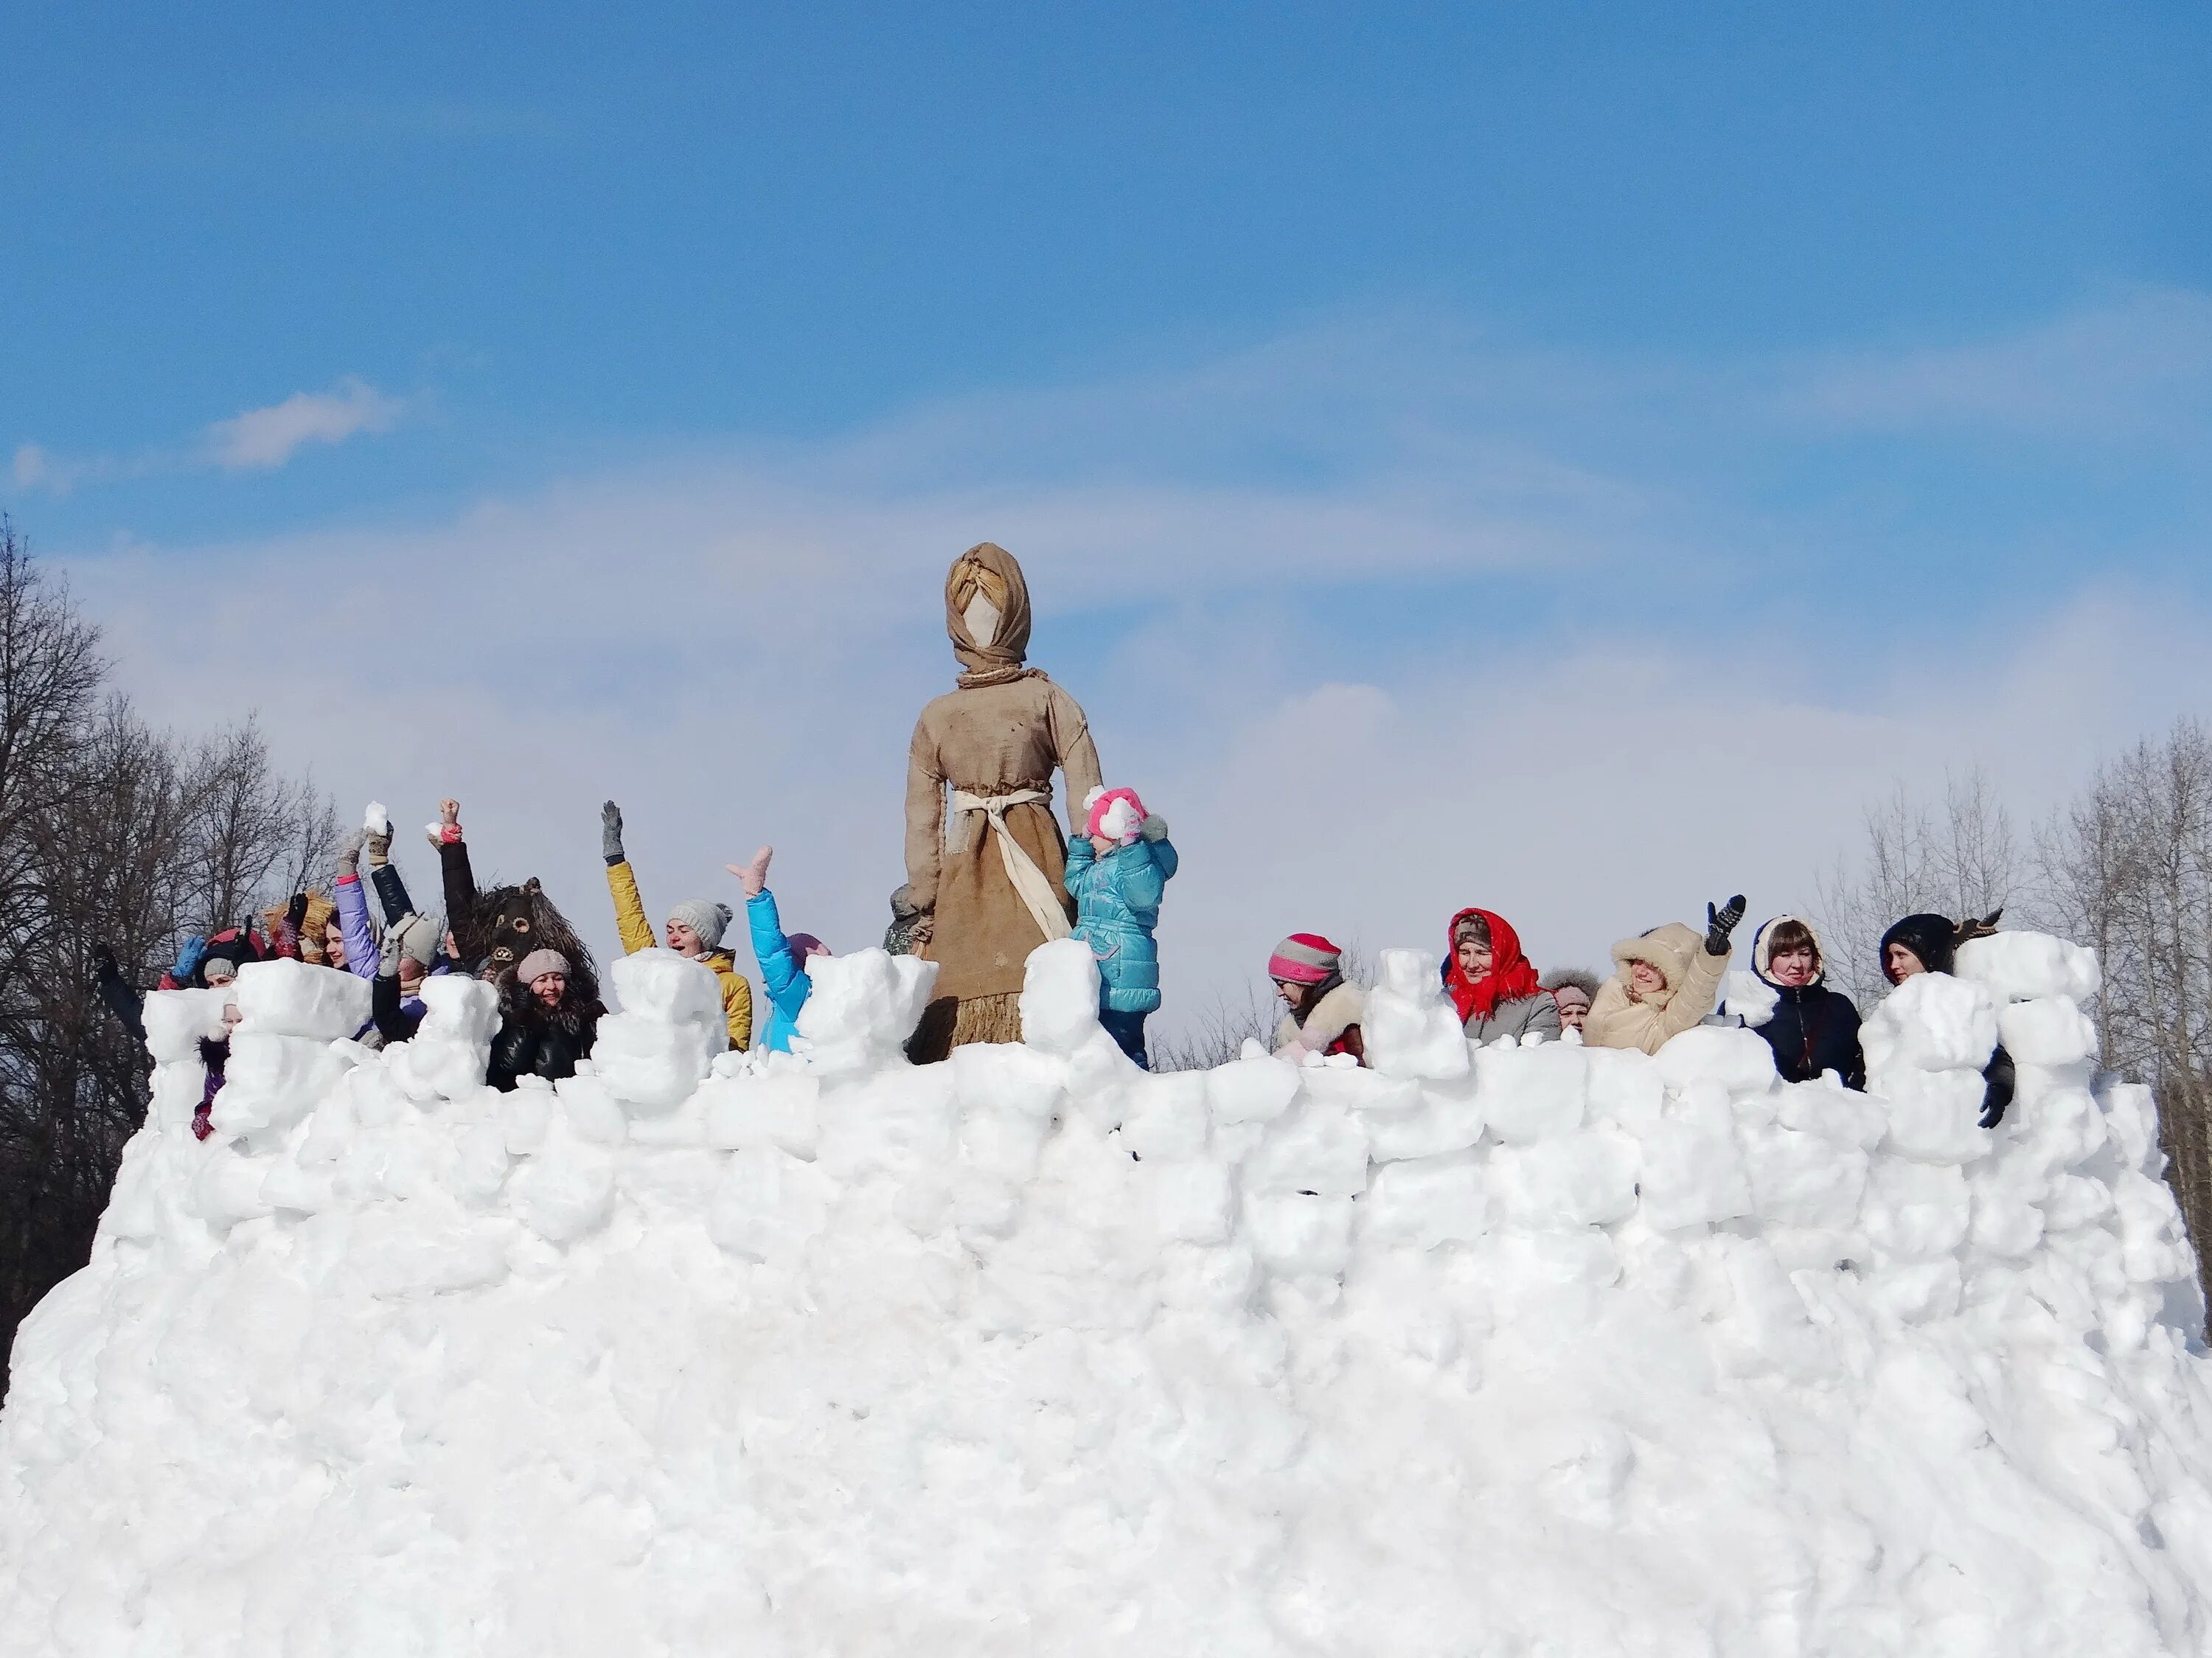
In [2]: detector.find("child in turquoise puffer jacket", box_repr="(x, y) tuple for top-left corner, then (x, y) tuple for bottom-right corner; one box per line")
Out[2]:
(1065, 785), (1178, 1067)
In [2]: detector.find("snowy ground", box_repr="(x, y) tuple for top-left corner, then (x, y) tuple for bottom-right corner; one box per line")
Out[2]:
(3, 931), (2211, 1657)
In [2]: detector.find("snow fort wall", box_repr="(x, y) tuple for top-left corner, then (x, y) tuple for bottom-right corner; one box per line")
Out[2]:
(4, 934), (2212, 1656)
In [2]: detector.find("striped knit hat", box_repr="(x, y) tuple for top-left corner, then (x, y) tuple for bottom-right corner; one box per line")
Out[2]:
(1267, 933), (1341, 986)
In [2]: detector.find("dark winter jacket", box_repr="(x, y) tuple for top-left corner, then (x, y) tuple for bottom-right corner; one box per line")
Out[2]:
(1743, 917), (1865, 1088)
(487, 983), (600, 1092)
(94, 951), (147, 1042)
(1757, 984), (1866, 1088)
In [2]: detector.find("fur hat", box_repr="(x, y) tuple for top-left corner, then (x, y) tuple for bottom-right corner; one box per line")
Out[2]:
(1542, 966), (1602, 999)
(1082, 785), (1148, 845)
(667, 899), (734, 952)
(1610, 923), (1703, 1006)
(1549, 980), (1593, 1014)
(1268, 933), (1341, 986)
(517, 948), (571, 984)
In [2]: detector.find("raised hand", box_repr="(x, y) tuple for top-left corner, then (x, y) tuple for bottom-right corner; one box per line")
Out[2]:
(333, 826), (368, 877)
(725, 846), (773, 899)
(1705, 894), (1747, 956)
(601, 801), (625, 865)
(428, 798), (462, 848)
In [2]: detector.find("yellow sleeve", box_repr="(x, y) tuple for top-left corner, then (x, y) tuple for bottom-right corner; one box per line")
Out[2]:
(722, 968), (754, 1051)
(605, 858), (657, 957)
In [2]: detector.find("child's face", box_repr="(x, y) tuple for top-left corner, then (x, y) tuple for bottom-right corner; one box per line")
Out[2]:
(1091, 834), (1119, 857)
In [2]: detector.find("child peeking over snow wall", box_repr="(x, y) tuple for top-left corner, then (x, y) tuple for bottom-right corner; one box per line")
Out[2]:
(730, 846), (829, 1055)
(1065, 785), (1178, 1069)
(1270, 933), (1367, 1065)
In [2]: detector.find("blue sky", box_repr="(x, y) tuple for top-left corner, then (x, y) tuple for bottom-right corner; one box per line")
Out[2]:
(5, 4), (2211, 1010)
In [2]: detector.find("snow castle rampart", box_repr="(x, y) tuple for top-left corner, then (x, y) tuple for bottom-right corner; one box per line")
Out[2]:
(4, 932), (2212, 1655)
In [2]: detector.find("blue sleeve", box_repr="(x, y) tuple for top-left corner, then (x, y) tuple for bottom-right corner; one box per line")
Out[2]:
(1062, 834), (1095, 895)
(746, 889), (812, 1015)
(1120, 840), (1175, 909)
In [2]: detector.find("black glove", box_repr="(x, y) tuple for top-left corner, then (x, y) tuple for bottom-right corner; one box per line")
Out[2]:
(286, 891), (310, 930)
(91, 943), (121, 987)
(601, 801), (625, 865)
(1705, 894), (1747, 956)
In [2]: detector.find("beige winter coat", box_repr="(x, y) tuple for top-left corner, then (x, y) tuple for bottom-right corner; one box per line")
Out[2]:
(1583, 922), (1727, 1056)
(1273, 981), (1367, 1064)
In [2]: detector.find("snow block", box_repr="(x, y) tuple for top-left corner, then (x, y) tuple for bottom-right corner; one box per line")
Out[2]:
(1364, 947), (1472, 1079)
(4, 924), (2212, 1658)
(233, 956), (371, 1042)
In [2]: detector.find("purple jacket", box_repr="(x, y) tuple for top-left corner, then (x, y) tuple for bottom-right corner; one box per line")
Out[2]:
(333, 874), (378, 981)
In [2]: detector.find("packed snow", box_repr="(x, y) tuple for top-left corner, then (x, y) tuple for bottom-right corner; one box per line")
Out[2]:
(4, 930), (2212, 1656)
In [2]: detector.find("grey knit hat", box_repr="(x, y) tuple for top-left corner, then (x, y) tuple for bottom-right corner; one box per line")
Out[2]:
(396, 911), (443, 969)
(516, 948), (571, 985)
(667, 899), (734, 952)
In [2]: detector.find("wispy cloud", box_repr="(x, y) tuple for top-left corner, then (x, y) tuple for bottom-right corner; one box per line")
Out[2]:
(201, 378), (406, 471)
(1784, 286), (2212, 442)
(11, 379), (408, 494)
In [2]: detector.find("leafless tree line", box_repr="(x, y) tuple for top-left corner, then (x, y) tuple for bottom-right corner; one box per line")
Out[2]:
(0, 520), (330, 1393)
(1818, 729), (2212, 1300)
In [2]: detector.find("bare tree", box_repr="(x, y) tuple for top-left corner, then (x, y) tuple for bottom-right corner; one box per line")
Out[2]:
(1816, 767), (2020, 1009)
(0, 519), (328, 1393)
(2035, 720), (2212, 1283)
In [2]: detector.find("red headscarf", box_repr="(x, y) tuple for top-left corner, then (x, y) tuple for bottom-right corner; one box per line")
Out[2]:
(1444, 907), (1543, 1023)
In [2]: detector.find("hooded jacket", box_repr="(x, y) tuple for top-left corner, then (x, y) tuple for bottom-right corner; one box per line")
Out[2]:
(1584, 922), (1728, 1056)
(1065, 827), (1178, 1014)
(1744, 916), (1865, 1088)
(606, 857), (752, 1051)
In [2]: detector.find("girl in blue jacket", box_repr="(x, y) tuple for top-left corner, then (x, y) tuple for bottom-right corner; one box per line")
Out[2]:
(728, 846), (828, 1053)
(1065, 786), (1178, 1067)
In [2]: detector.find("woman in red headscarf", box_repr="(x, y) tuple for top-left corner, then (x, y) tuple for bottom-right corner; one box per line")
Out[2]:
(1444, 908), (1560, 1044)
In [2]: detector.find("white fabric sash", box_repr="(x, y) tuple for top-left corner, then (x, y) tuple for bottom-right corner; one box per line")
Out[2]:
(949, 787), (1071, 947)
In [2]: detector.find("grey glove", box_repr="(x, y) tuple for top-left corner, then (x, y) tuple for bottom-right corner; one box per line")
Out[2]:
(601, 801), (625, 865)
(1705, 894), (1747, 957)
(365, 823), (392, 869)
(1139, 815), (1169, 842)
(378, 919), (408, 978)
(333, 826), (367, 879)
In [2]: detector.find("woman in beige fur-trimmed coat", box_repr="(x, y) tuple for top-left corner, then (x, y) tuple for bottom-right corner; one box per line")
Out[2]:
(904, 543), (1103, 1060)
(1582, 895), (1745, 1056)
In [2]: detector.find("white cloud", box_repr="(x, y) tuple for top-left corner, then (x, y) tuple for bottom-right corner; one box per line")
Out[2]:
(202, 378), (406, 471)
(10, 379), (406, 494)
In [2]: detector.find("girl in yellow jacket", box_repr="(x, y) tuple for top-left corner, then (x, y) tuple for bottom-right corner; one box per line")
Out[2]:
(1584, 895), (1745, 1056)
(600, 801), (754, 1050)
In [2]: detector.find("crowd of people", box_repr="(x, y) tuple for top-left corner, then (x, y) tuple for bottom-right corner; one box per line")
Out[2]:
(87, 543), (2017, 1143)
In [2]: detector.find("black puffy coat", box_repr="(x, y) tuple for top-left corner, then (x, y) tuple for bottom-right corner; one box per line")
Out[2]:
(1756, 983), (1866, 1089)
(487, 986), (600, 1092)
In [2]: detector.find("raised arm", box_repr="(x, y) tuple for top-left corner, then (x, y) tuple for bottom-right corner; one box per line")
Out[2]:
(601, 801), (656, 957)
(431, 799), (481, 962)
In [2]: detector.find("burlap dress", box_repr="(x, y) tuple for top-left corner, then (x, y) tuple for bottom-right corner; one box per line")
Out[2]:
(904, 544), (1103, 1057)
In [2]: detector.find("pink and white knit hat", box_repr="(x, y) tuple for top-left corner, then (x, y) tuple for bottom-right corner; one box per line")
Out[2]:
(1267, 933), (1341, 986)
(1083, 785), (1147, 844)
